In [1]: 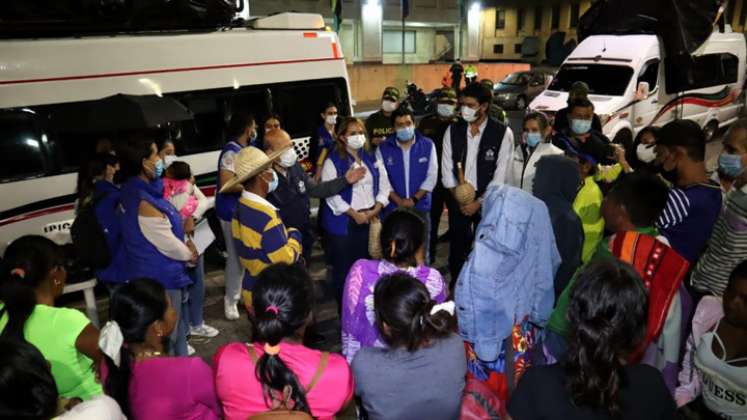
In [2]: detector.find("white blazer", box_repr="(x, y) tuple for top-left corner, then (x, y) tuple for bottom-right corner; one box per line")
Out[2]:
(507, 142), (564, 194)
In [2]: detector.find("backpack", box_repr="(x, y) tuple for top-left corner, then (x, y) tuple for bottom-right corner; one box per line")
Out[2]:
(246, 344), (328, 420)
(70, 193), (112, 270)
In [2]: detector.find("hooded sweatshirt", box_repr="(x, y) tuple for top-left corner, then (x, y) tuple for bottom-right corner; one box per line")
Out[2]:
(533, 155), (584, 298)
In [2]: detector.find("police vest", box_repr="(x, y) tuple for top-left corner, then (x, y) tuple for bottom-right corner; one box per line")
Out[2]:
(449, 118), (507, 196)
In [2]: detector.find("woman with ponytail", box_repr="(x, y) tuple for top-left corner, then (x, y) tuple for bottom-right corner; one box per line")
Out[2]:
(99, 278), (219, 420)
(507, 259), (676, 420)
(0, 235), (102, 400)
(214, 263), (354, 420)
(352, 272), (465, 420)
(341, 208), (447, 363)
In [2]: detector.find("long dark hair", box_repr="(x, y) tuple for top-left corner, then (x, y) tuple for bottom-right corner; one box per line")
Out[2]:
(565, 259), (648, 417)
(380, 209), (425, 266)
(76, 153), (119, 205)
(374, 273), (455, 352)
(0, 338), (58, 419)
(104, 278), (168, 417)
(253, 263), (315, 413)
(117, 135), (155, 180)
(0, 236), (65, 340)
(627, 126), (661, 170)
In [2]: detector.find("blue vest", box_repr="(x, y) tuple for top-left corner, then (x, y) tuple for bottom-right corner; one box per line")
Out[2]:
(379, 133), (433, 215)
(215, 141), (243, 221)
(120, 177), (190, 289)
(93, 180), (127, 284)
(320, 150), (380, 236)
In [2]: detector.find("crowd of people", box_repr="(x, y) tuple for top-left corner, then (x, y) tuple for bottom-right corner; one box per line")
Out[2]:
(1, 77), (746, 420)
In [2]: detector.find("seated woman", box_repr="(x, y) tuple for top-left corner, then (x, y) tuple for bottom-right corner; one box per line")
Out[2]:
(0, 235), (102, 401)
(341, 208), (447, 363)
(100, 278), (220, 420)
(0, 337), (124, 420)
(214, 263), (354, 420)
(676, 261), (747, 419)
(508, 259), (676, 419)
(352, 273), (466, 420)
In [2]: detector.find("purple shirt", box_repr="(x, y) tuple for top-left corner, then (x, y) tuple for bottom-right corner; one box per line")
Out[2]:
(341, 259), (448, 363)
(126, 357), (220, 420)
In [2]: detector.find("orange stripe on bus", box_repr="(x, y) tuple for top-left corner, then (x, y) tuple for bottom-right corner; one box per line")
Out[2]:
(304, 33), (318, 38)
(331, 42), (340, 59)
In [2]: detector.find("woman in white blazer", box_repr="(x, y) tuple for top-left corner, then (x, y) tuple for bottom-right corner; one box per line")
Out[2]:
(507, 111), (563, 193)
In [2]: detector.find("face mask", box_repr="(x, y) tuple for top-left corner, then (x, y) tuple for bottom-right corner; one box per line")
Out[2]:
(325, 114), (338, 126)
(437, 104), (455, 118)
(382, 100), (398, 113)
(461, 106), (479, 123)
(636, 144), (657, 163)
(278, 148), (298, 168)
(525, 132), (542, 148)
(719, 153), (745, 178)
(570, 118), (592, 135)
(266, 169), (279, 193)
(346, 134), (366, 150)
(163, 154), (178, 168)
(396, 126), (415, 142)
(154, 159), (165, 178)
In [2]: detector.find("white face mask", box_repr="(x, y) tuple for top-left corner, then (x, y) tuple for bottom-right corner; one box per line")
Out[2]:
(278, 148), (298, 168)
(437, 104), (455, 118)
(346, 134), (366, 150)
(382, 100), (398, 113)
(325, 114), (338, 126)
(636, 143), (657, 163)
(461, 106), (479, 123)
(163, 154), (178, 168)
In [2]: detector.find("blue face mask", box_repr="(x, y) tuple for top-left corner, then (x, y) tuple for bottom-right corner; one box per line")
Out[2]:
(719, 153), (745, 178)
(267, 169), (279, 193)
(154, 159), (165, 178)
(396, 126), (415, 142)
(525, 132), (542, 148)
(570, 118), (592, 135)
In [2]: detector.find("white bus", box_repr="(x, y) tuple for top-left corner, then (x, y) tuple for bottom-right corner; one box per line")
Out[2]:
(0, 13), (351, 252)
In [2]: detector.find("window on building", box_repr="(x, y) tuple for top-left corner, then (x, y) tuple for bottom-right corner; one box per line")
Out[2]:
(637, 60), (660, 92)
(496, 9), (506, 30)
(514, 43), (523, 54)
(517, 8), (526, 32)
(665, 53), (739, 94)
(494, 44), (504, 54)
(551, 5), (560, 30)
(534, 6), (543, 31)
(570, 3), (580, 28)
(382, 30), (416, 54)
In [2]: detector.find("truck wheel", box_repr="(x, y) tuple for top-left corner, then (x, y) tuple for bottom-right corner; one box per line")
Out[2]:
(704, 121), (719, 143)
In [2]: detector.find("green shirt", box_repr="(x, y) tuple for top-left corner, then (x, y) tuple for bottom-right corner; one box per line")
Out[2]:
(546, 226), (659, 338)
(573, 176), (605, 263)
(0, 303), (102, 400)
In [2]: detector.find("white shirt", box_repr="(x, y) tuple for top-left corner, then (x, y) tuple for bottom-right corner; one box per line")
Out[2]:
(241, 190), (277, 210)
(322, 153), (391, 215)
(55, 395), (126, 420)
(376, 137), (439, 197)
(506, 142), (564, 193)
(138, 215), (193, 261)
(441, 118), (515, 190)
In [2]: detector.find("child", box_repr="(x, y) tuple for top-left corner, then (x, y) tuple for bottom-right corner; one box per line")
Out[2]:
(570, 151), (605, 263)
(162, 160), (219, 344)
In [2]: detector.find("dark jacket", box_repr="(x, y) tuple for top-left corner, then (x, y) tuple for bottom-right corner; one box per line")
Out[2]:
(552, 106), (603, 133)
(533, 155), (584, 298)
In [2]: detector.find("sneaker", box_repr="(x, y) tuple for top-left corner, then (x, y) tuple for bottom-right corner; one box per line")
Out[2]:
(187, 344), (196, 356)
(190, 324), (219, 338)
(224, 298), (240, 321)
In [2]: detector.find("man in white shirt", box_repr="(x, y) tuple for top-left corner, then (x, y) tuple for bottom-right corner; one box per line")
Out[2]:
(441, 83), (515, 284)
(377, 107), (439, 261)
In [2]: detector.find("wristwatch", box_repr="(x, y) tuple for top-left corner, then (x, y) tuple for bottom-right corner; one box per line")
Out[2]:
(412, 196), (420, 204)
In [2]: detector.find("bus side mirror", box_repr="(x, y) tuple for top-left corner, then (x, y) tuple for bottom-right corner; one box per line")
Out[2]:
(636, 81), (650, 100)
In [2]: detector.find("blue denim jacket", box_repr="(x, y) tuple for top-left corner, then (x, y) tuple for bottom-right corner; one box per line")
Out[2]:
(455, 184), (560, 362)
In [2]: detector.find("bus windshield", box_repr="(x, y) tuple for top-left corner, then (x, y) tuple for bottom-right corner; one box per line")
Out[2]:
(548, 64), (634, 96)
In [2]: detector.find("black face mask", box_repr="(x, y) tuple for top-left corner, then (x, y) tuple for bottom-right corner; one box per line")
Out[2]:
(658, 166), (678, 184)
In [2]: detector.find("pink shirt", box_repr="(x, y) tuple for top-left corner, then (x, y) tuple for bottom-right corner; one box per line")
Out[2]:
(104, 356), (220, 420)
(213, 342), (354, 420)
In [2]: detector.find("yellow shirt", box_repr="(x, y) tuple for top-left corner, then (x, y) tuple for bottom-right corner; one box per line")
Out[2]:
(573, 176), (605, 263)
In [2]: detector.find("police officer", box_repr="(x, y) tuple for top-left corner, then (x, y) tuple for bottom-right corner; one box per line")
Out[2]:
(263, 129), (366, 263)
(365, 87), (400, 148)
(418, 88), (458, 262)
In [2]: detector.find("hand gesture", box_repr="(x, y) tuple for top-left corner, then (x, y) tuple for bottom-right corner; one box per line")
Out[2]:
(345, 166), (367, 184)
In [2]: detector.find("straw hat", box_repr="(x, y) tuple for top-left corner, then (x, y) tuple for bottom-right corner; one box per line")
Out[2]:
(219, 145), (290, 193)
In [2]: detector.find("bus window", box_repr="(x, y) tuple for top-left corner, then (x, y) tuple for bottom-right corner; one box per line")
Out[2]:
(0, 111), (46, 183)
(270, 78), (349, 138)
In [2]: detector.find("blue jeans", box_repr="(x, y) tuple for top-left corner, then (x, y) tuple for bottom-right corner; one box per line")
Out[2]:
(165, 288), (189, 356)
(186, 255), (205, 328)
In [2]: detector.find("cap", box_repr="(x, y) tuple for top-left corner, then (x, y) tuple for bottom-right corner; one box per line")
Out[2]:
(382, 87), (401, 101)
(437, 88), (458, 102)
(570, 81), (590, 96)
(479, 79), (494, 91)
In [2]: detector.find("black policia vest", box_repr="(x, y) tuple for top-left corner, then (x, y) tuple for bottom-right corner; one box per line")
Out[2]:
(450, 118), (507, 197)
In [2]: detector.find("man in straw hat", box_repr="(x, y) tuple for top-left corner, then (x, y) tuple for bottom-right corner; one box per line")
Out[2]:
(220, 145), (302, 312)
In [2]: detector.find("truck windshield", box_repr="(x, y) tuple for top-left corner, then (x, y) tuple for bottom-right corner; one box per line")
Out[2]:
(548, 64), (634, 96)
